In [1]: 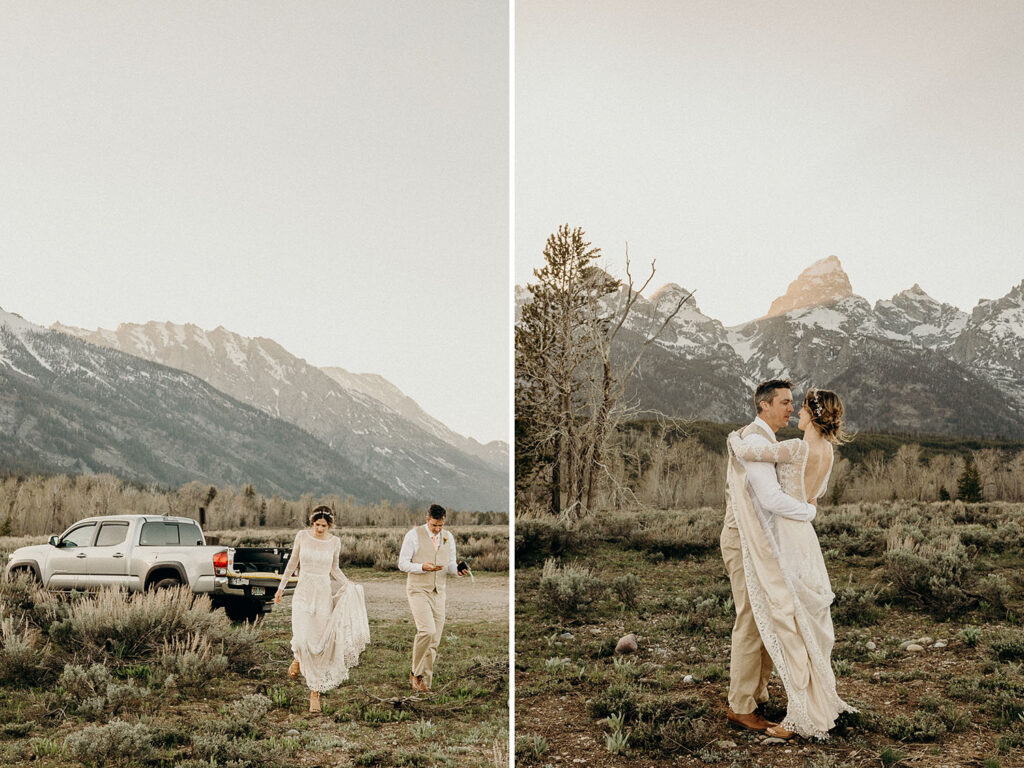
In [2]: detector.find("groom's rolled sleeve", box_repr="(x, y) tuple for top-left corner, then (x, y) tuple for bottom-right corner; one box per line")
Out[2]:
(741, 435), (816, 522)
(398, 528), (425, 573)
(444, 534), (459, 576)
(746, 463), (816, 521)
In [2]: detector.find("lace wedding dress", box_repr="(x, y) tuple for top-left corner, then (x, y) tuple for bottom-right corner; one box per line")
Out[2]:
(279, 530), (371, 692)
(726, 433), (855, 739)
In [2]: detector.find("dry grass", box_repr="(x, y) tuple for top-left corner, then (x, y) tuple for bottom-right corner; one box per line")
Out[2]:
(515, 502), (1024, 767)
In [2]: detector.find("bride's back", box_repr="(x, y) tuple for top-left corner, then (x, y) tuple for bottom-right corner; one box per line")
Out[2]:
(802, 441), (834, 501)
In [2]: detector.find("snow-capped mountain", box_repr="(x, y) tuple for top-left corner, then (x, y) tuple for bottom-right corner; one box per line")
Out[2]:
(516, 257), (1024, 438)
(320, 366), (508, 471)
(951, 280), (1024, 410)
(874, 284), (968, 349)
(0, 308), (402, 502)
(53, 321), (507, 511)
(764, 255), (853, 318)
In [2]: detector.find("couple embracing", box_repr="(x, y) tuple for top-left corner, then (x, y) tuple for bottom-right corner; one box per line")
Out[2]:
(272, 503), (468, 713)
(722, 379), (855, 740)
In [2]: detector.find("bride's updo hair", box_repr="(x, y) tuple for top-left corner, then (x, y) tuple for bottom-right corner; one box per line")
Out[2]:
(309, 505), (335, 526)
(803, 389), (851, 444)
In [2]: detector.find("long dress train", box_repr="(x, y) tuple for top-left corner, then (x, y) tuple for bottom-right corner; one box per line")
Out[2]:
(726, 433), (855, 739)
(279, 530), (371, 692)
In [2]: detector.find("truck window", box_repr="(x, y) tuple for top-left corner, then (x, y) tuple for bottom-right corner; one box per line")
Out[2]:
(139, 522), (204, 546)
(95, 522), (129, 547)
(60, 523), (97, 548)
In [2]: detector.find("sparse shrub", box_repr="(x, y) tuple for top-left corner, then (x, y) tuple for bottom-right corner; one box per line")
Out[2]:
(881, 709), (948, 742)
(158, 634), (230, 693)
(65, 719), (157, 768)
(587, 682), (640, 721)
(959, 626), (982, 647)
(408, 719), (435, 740)
(977, 574), (1014, 616)
(989, 630), (1024, 662)
(880, 746), (906, 767)
(515, 517), (592, 565)
(611, 573), (641, 608)
(44, 587), (262, 672)
(0, 617), (47, 686)
(538, 559), (604, 618)
(832, 585), (885, 626)
(884, 530), (973, 616)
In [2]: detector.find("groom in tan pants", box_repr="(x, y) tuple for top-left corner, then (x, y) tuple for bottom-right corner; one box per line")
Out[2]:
(722, 379), (817, 731)
(398, 504), (467, 692)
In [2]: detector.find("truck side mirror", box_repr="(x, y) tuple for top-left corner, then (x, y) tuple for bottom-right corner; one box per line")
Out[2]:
(48, 536), (59, 547)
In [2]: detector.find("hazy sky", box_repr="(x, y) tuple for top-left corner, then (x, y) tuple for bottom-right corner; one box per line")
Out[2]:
(516, 0), (1024, 325)
(0, 1), (509, 444)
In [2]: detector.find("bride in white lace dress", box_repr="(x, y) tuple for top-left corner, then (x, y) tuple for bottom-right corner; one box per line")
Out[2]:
(726, 388), (855, 739)
(273, 506), (370, 713)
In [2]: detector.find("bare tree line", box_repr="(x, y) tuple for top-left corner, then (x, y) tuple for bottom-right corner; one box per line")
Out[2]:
(0, 474), (505, 537)
(517, 424), (1024, 514)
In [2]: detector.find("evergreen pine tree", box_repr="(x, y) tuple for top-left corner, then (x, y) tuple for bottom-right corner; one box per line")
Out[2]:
(956, 454), (982, 502)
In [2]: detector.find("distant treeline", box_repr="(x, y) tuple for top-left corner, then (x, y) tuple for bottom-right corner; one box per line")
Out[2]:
(0, 473), (508, 538)
(623, 419), (1024, 465)
(516, 419), (1024, 513)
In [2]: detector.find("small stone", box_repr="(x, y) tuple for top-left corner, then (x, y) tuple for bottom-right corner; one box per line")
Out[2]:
(899, 640), (913, 650)
(716, 740), (738, 749)
(763, 737), (788, 745)
(689, 646), (698, 653)
(918, 636), (933, 646)
(906, 643), (924, 653)
(285, 729), (300, 736)
(559, 632), (575, 640)
(589, 628), (602, 635)
(872, 671), (882, 680)
(934, 639), (948, 648)
(865, 641), (876, 650)
(683, 675), (694, 683)
(615, 633), (638, 654)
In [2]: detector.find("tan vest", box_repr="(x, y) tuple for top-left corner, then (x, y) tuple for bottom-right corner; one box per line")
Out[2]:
(407, 526), (452, 593)
(723, 420), (776, 529)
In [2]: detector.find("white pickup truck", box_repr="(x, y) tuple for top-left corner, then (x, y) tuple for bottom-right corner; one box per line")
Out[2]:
(4, 514), (296, 622)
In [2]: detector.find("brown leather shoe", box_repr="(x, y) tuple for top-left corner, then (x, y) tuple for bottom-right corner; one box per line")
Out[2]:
(765, 724), (795, 740)
(726, 707), (777, 732)
(410, 673), (427, 692)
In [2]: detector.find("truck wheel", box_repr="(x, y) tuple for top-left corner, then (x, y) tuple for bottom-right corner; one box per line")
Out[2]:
(224, 601), (264, 623)
(10, 566), (40, 584)
(151, 577), (183, 591)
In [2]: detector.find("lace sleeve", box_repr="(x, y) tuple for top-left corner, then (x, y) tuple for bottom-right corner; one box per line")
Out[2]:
(728, 432), (802, 464)
(275, 532), (302, 597)
(330, 537), (349, 587)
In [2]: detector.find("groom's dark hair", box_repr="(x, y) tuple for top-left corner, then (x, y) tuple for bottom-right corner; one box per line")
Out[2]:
(427, 504), (447, 520)
(754, 378), (793, 414)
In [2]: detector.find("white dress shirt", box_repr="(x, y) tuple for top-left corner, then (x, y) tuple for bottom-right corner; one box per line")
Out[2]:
(397, 525), (460, 574)
(739, 417), (816, 523)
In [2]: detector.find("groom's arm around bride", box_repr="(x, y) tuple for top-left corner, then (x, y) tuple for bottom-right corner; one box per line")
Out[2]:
(721, 379), (817, 732)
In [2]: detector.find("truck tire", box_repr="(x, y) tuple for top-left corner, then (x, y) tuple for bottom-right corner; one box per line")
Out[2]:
(9, 566), (40, 584)
(224, 601), (265, 623)
(151, 576), (183, 591)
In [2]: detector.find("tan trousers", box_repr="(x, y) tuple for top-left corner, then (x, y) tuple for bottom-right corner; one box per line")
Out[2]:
(721, 525), (773, 713)
(408, 588), (445, 688)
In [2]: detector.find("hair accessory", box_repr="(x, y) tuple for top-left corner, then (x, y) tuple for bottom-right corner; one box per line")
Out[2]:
(809, 392), (823, 418)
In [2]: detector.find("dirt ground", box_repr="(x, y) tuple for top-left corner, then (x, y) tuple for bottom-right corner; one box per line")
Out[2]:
(353, 570), (509, 621)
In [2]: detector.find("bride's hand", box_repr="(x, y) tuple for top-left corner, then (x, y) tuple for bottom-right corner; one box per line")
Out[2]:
(274, 593), (282, 605)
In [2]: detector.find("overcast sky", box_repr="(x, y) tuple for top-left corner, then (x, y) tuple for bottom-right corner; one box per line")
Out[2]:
(0, 1), (509, 444)
(516, 0), (1024, 325)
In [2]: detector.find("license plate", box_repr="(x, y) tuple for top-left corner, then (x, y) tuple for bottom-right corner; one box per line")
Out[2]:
(251, 586), (265, 596)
